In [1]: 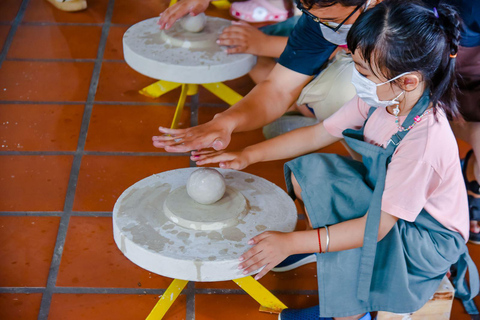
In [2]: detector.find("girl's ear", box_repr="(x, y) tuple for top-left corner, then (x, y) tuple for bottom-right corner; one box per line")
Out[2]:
(400, 74), (420, 92)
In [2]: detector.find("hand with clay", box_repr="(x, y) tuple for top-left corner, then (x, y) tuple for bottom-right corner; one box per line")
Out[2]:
(217, 21), (268, 55)
(239, 231), (294, 280)
(190, 148), (252, 170)
(152, 116), (233, 152)
(158, 0), (210, 30)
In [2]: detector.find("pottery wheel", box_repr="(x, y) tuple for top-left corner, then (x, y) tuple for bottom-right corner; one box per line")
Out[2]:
(123, 17), (257, 84)
(164, 186), (247, 231)
(112, 168), (297, 282)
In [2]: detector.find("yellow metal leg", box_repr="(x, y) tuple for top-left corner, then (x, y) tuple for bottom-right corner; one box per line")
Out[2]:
(146, 279), (188, 320)
(168, 0), (177, 7)
(202, 82), (243, 106)
(211, 0), (231, 9)
(139, 80), (182, 99)
(233, 276), (288, 314)
(171, 84), (188, 129)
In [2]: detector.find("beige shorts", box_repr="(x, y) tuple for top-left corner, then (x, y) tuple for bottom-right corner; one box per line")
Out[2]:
(297, 50), (356, 121)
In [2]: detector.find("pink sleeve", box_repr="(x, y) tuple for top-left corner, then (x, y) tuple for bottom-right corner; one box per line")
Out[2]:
(381, 156), (442, 221)
(323, 95), (371, 138)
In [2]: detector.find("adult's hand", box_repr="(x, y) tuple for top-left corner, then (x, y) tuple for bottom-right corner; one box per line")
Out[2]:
(152, 117), (234, 153)
(158, 0), (210, 30)
(217, 21), (268, 55)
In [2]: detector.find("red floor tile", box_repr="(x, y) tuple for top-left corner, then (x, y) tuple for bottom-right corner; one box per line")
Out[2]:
(0, 0), (21, 22)
(0, 293), (43, 320)
(111, 0), (167, 25)
(0, 155), (73, 211)
(0, 25), (11, 52)
(23, 0), (109, 24)
(0, 216), (60, 287)
(49, 293), (186, 320)
(8, 25), (102, 59)
(0, 61), (94, 102)
(85, 104), (190, 152)
(72, 155), (190, 211)
(95, 62), (183, 103)
(57, 216), (173, 288)
(195, 294), (318, 320)
(103, 25), (128, 60)
(243, 160), (292, 192)
(0, 104), (83, 151)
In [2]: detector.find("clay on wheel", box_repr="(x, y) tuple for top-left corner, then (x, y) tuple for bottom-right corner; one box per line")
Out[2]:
(186, 168), (226, 204)
(180, 13), (207, 33)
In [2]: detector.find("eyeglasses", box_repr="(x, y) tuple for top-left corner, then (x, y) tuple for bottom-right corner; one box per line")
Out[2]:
(295, 0), (366, 32)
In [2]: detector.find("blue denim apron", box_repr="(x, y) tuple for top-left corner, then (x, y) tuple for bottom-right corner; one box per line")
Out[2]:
(284, 92), (479, 317)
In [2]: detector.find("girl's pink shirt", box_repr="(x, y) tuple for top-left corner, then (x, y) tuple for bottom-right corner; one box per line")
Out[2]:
(324, 95), (469, 241)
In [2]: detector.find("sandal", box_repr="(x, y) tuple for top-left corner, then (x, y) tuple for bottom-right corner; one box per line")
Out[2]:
(230, 0), (289, 23)
(462, 150), (480, 244)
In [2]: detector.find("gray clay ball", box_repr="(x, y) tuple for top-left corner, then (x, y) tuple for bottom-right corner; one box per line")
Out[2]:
(180, 13), (207, 33)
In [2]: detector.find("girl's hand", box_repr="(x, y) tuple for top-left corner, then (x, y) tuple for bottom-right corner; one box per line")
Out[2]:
(217, 21), (268, 55)
(239, 231), (294, 280)
(158, 0), (210, 30)
(191, 149), (250, 170)
(152, 117), (233, 153)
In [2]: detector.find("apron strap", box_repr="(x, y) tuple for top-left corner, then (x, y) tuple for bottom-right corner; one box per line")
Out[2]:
(356, 90), (432, 302)
(452, 252), (480, 313)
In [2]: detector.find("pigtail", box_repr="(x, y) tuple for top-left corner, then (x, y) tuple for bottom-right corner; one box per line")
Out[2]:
(430, 3), (462, 120)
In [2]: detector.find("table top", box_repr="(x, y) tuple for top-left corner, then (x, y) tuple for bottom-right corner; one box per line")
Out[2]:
(112, 168), (297, 282)
(123, 17), (257, 84)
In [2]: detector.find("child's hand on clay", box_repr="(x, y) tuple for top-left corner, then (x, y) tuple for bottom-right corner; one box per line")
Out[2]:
(158, 0), (210, 30)
(217, 21), (268, 55)
(239, 231), (294, 280)
(190, 149), (251, 170)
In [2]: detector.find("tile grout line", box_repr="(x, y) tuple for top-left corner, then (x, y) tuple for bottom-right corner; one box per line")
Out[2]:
(36, 0), (116, 318)
(0, 99), (229, 108)
(0, 0), (30, 68)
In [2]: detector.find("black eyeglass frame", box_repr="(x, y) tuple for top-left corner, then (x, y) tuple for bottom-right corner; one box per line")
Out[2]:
(295, 0), (366, 32)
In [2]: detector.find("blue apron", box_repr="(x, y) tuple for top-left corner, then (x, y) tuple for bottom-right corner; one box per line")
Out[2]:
(284, 91), (479, 317)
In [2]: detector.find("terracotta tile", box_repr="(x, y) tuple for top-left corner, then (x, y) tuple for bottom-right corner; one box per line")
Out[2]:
(198, 106), (265, 151)
(195, 294), (318, 319)
(0, 216), (60, 286)
(73, 155), (190, 211)
(23, 0), (109, 24)
(0, 61), (94, 102)
(0, 155), (73, 211)
(57, 216), (173, 288)
(85, 104), (190, 152)
(457, 138), (471, 158)
(198, 75), (255, 104)
(0, 104), (83, 151)
(0, 25), (11, 52)
(8, 25), (102, 59)
(204, 4), (236, 20)
(243, 160), (291, 192)
(0, 293), (42, 320)
(104, 25), (128, 60)
(49, 293), (186, 320)
(0, 0), (21, 22)
(95, 62), (184, 103)
(112, 0), (167, 25)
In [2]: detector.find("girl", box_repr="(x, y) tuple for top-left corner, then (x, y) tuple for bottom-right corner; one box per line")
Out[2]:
(192, 1), (478, 319)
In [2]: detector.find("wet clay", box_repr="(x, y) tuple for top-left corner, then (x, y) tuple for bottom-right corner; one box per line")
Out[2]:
(164, 186), (247, 231)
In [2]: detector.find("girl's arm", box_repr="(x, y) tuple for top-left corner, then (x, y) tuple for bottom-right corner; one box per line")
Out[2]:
(242, 211), (399, 279)
(192, 122), (341, 169)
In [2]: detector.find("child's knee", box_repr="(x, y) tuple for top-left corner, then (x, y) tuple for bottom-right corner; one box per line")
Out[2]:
(291, 172), (303, 201)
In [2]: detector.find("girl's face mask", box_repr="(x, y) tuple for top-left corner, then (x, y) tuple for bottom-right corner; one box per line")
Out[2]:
(351, 67), (411, 108)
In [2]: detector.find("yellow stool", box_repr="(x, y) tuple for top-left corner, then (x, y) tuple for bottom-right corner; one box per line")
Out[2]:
(147, 276), (288, 319)
(139, 81), (243, 129)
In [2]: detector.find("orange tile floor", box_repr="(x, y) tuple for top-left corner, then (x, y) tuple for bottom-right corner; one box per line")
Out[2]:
(0, 0), (478, 319)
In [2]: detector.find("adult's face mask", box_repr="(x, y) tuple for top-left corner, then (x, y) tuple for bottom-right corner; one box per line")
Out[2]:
(351, 67), (410, 108)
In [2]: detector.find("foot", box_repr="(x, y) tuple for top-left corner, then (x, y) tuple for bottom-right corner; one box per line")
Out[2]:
(271, 253), (316, 272)
(45, 0), (87, 12)
(462, 150), (480, 244)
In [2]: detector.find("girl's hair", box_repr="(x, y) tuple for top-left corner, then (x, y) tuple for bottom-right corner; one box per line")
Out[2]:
(347, 0), (462, 119)
(302, 0), (366, 10)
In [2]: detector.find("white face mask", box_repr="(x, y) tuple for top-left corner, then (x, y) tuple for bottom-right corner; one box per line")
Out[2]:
(351, 67), (410, 108)
(319, 0), (372, 46)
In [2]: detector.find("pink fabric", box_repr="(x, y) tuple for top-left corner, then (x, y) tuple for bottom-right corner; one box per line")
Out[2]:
(323, 95), (469, 240)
